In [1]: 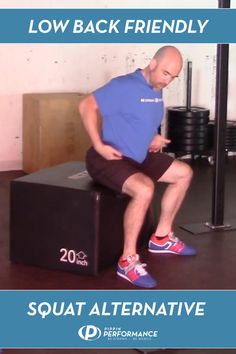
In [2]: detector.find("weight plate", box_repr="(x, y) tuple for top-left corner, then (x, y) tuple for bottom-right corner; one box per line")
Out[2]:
(226, 142), (236, 147)
(208, 121), (236, 125)
(168, 143), (208, 152)
(181, 131), (207, 139)
(168, 106), (210, 113)
(206, 120), (236, 150)
(168, 125), (208, 133)
(174, 138), (208, 145)
(168, 112), (209, 119)
(227, 131), (236, 135)
(169, 131), (207, 139)
(168, 116), (209, 125)
(168, 106), (210, 118)
(206, 121), (236, 130)
(225, 143), (236, 148)
(226, 137), (236, 142)
(227, 120), (236, 126)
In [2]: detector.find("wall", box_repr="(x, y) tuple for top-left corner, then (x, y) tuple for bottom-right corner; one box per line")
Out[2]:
(0, 0), (235, 171)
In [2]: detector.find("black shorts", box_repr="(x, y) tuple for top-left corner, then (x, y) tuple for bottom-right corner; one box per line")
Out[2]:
(86, 147), (174, 193)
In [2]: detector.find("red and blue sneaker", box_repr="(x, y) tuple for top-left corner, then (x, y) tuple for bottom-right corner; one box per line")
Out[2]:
(117, 254), (157, 288)
(148, 232), (197, 256)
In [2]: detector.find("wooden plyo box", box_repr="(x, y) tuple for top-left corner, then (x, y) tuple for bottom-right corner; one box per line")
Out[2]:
(23, 93), (91, 173)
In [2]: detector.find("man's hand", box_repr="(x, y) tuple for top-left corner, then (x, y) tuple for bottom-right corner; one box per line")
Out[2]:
(148, 134), (171, 153)
(95, 143), (123, 160)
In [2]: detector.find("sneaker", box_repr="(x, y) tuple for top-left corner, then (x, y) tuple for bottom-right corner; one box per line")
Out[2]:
(117, 254), (157, 288)
(148, 232), (197, 256)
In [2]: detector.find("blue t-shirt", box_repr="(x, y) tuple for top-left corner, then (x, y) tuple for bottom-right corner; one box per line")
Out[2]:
(93, 69), (164, 163)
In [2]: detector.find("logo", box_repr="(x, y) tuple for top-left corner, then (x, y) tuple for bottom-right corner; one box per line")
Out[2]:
(140, 97), (163, 103)
(68, 170), (89, 180)
(78, 325), (102, 341)
(76, 251), (87, 260)
(103, 327), (159, 341)
(60, 248), (89, 267)
(77, 325), (158, 342)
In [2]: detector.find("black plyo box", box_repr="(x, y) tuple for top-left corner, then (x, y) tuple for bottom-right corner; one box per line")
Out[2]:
(10, 161), (153, 275)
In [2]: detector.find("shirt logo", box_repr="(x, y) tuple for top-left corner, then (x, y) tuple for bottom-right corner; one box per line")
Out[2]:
(140, 98), (163, 103)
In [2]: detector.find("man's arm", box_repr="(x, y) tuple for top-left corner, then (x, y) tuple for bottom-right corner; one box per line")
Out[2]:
(78, 94), (122, 160)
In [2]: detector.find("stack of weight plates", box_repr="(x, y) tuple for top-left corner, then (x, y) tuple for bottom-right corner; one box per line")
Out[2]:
(167, 106), (210, 153)
(208, 120), (236, 152)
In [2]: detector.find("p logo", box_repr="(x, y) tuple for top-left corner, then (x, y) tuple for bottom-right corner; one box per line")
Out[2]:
(78, 325), (102, 341)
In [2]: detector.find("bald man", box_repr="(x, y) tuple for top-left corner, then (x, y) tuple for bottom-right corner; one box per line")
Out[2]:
(79, 46), (196, 288)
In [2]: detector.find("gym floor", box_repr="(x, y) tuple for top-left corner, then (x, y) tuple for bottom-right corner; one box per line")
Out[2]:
(1, 156), (236, 353)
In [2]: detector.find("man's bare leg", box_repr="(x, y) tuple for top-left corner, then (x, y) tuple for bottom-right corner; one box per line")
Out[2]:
(117, 172), (157, 288)
(155, 160), (193, 236)
(121, 172), (154, 258)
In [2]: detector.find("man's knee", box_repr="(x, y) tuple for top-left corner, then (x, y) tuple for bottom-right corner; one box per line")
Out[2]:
(137, 177), (155, 200)
(178, 161), (193, 183)
(123, 174), (154, 200)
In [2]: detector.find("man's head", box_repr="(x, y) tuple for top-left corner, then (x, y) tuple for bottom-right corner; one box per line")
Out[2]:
(144, 46), (183, 91)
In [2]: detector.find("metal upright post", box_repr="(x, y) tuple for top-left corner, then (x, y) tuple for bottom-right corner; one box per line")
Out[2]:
(181, 0), (236, 234)
(205, 0), (231, 229)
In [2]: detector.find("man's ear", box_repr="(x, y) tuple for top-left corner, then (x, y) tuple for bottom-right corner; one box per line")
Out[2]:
(149, 58), (157, 70)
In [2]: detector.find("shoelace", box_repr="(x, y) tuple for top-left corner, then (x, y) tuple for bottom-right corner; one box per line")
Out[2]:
(168, 232), (183, 244)
(133, 262), (148, 276)
(124, 258), (147, 276)
(168, 232), (182, 243)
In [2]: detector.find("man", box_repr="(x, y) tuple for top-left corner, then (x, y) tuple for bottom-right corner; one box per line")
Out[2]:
(79, 45), (196, 289)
